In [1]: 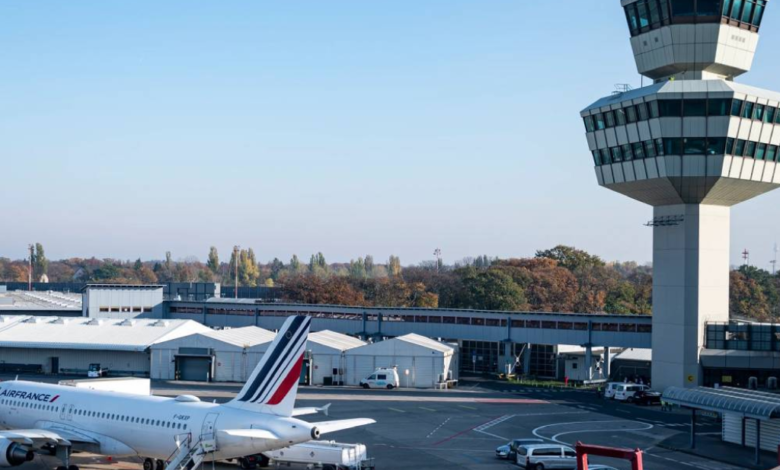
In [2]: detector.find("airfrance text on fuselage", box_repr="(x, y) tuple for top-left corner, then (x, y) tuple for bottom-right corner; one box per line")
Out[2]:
(0, 388), (59, 402)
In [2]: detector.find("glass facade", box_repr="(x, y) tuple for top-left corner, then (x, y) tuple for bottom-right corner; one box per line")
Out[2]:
(584, 98), (776, 132)
(593, 137), (779, 166)
(625, 0), (766, 36)
(706, 322), (780, 351)
(586, 96), (780, 166)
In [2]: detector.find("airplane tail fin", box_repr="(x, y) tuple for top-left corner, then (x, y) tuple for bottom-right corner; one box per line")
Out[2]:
(226, 316), (311, 417)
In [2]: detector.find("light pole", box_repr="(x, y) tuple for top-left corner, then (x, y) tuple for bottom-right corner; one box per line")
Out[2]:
(28, 244), (33, 291)
(433, 248), (441, 273)
(234, 245), (240, 299)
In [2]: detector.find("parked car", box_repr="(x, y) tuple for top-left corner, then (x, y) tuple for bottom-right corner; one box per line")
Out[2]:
(359, 367), (400, 389)
(495, 438), (544, 459)
(602, 382), (622, 399)
(516, 444), (577, 469)
(614, 384), (649, 401)
(629, 390), (662, 406)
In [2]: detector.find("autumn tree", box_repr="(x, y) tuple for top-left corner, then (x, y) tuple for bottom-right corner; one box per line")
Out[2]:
(388, 255), (402, 277)
(207, 247), (220, 275)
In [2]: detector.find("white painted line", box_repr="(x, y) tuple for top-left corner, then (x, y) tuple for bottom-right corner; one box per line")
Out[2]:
(427, 417), (452, 438)
(532, 419), (654, 445)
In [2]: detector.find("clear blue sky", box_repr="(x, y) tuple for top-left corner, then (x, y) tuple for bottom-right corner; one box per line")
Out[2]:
(2, 1), (780, 268)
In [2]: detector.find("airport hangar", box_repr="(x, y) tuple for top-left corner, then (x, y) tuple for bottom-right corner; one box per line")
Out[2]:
(0, 284), (652, 385)
(6, 283), (780, 389)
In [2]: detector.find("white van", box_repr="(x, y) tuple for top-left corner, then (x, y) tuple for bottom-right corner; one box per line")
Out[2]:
(614, 383), (648, 401)
(360, 367), (400, 389)
(602, 382), (622, 399)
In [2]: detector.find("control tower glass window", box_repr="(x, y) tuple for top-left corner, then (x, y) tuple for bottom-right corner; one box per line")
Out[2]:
(625, 0), (765, 36)
(672, 0), (697, 17)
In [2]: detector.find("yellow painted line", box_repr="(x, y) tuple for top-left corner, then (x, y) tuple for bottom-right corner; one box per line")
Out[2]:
(388, 407), (406, 413)
(458, 405), (478, 410)
(419, 407), (437, 412)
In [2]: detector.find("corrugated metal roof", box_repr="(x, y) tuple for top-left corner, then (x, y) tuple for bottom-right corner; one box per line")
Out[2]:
(200, 326), (276, 348)
(663, 386), (780, 420)
(309, 330), (366, 351)
(396, 333), (454, 354)
(612, 348), (652, 362)
(582, 80), (780, 114)
(0, 317), (210, 352)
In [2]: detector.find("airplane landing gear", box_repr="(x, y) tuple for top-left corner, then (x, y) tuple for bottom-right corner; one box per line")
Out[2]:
(155, 459), (166, 470)
(143, 458), (155, 470)
(54, 444), (77, 470)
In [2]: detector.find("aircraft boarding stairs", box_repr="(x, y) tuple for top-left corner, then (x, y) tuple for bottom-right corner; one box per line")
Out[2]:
(166, 435), (216, 470)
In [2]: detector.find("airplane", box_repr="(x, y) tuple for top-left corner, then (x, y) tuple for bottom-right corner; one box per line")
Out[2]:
(0, 316), (375, 470)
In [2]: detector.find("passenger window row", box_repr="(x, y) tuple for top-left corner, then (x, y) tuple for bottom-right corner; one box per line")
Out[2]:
(1, 399), (58, 413)
(584, 98), (779, 133)
(0, 398), (188, 431)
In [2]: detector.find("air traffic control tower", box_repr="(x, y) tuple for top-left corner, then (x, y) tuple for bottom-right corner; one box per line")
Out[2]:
(580, 0), (777, 390)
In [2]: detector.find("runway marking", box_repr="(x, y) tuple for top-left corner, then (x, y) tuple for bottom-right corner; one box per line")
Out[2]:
(473, 414), (515, 441)
(458, 405), (478, 410)
(426, 417), (452, 438)
(388, 407), (406, 413)
(532, 419), (654, 445)
(432, 416), (503, 447)
(419, 406), (437, 412)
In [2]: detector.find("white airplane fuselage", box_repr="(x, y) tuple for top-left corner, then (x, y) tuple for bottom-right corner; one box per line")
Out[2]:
(0, 381), (314, 461)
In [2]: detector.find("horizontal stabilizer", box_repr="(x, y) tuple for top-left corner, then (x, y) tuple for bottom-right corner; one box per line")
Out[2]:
(292, 404), (331, 417)
(313, 418), (376, 435)
(220, 429), (280, 440)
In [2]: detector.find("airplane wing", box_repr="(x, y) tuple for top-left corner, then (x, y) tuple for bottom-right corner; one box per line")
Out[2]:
(311, 418), (376, 435)
(0, 428), (97, 447)
(220, 429), (280, 440)
(292, 404), (331, 417)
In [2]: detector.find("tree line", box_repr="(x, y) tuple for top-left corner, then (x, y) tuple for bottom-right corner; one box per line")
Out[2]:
(0, 244), (777, 319)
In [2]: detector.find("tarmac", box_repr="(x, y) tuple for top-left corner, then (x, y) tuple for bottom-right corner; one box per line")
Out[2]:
(4, 374), (778, 470)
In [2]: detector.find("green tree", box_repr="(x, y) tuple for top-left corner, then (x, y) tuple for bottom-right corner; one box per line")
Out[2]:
(32, 243), (48, 280)
(207, 247), (220, 274)
(458, 268), (528, 311)
(365, 255), (375, 275)
(133, 258), (143, 271)
(388, 255), (402, 277)
(270, 258), (285, 280)
(289, 255), (301, 273)
(535, 245), (605, 271)
(349, 258), (367, 279)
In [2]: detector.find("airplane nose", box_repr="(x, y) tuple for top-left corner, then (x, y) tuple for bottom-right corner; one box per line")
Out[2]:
(310, 427), (320, 440)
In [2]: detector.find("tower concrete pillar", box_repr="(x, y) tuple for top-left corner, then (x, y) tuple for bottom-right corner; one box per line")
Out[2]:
(603, 347), (611, 380)
(652, 205), (731, 390)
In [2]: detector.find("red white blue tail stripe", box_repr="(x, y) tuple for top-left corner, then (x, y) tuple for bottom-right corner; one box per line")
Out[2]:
(229, 316), (310, 415)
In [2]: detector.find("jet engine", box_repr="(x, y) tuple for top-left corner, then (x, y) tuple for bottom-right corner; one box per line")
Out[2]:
(0, 438), (33, 467)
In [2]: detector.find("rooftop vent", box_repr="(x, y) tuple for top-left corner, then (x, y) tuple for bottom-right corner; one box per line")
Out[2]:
(118, 319), (136, 327)
(150, 320), (169, 327)
(85, 319), (103, 326)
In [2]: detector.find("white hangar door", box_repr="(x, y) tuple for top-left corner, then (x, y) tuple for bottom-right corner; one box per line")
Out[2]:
(351, 356), (375, 385)
(414, 356), (438, 388)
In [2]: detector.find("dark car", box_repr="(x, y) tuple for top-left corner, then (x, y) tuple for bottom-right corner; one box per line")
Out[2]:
(630, 390), (662, 405)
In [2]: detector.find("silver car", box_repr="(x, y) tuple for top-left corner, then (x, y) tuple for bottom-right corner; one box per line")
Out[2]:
(516, 444), (577, 470)
(495, 438), (544, 459)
